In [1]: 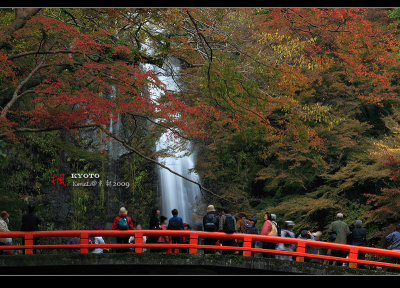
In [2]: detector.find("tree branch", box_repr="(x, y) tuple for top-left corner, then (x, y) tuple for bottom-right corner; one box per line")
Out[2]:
(0, 8), (42, 49)
(97, 124), (229, 202)
(1, 59), (45, 117)
(11, 124), (232, 203)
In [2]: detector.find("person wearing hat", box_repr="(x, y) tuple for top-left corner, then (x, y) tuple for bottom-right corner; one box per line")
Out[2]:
(202, 205), (219, 254)
(297, 229), (315, 262)
(0, 211), (10, 255)
(327, 213), (351, 265)
(245, 217), (259, 256)
(112, 207), (134, 253)
(308, 231), (326, 264)
(275, 220), (296, 261)
(92, 228), (106, 254)
(248, 217), (259, 233)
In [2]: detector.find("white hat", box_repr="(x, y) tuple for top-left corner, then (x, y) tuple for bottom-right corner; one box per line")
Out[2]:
(285, 220), (295, 226)
(312, 231), (322, 237)
(119, 207), (127, 214)
(207, 205), (216, 213)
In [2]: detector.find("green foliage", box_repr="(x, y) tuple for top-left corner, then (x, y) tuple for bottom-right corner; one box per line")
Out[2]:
(70, 186), (90, 230)
(122, 153), (153, 228)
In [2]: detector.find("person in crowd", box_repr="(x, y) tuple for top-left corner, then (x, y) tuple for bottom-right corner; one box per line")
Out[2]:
(327, 213), (351, 266)
(244, 217), (259, 256)
(308, 231), (325, 264)
(385, 223), (400, 271)
(21, 204), (42, 254)
(202, 204), (219, 254)
(236, 212), (247, 251)
(112, 207), (134, 253)
(129, 223), (147, 253)
(351, 220), (368, 268)
(298, 229), (314, 240)
(260, 212), (275, 258)
(0, 211), (11, 255)
(148, 207), (161, 252)
(219, 207), (237, 255)
(245, 217), (259, 235)
(181, 223), (191, 253)
(297, 229), (315, 262)
(92, 228), (106, 254)
(275, 220), (296, 261)
(312, 231), (322, 241)
(167, 208), (184, 253)
(67, 236), (80, 254)
(157, 215), (171, 253)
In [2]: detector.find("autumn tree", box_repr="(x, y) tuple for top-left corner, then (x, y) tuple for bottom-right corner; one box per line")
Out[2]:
(171, 8), (400, 234)
(1, 8), (400, 240)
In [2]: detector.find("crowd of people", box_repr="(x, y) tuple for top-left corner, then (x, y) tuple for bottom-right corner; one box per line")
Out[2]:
(1, 204), (399, 271)
(0, 205), (41, 255)
(107, 205), (400, 270)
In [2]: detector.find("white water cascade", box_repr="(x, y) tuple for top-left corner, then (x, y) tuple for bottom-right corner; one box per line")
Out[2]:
(104, 85), (129, 217)
(144, 58), (205, 229)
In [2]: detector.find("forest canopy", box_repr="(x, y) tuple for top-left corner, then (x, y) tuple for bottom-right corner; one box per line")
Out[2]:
(1, 8), (400, 244)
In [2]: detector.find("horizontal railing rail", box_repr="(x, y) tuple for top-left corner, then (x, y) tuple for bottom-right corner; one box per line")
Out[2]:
(0, 230), (399, 270)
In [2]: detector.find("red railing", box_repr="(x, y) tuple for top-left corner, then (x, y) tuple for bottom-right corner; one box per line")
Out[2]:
(1, 230), (399, 270)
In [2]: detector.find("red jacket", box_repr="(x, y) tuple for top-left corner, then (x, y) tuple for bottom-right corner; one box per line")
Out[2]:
(261, 220), (272, 236)
(112, 213), (134, 230)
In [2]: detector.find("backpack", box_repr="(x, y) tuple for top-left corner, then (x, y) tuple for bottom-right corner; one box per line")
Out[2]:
(223, 215), (236, 233)
(268, 221), (279, 236)
(118, 216), (129, 230)
(243, 221), (257, 234)
(204, 213), (218, 232)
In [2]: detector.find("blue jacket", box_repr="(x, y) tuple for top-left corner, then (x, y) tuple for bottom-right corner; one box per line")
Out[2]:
(386, 231), (400, 250)
(167, 216), (184, 230)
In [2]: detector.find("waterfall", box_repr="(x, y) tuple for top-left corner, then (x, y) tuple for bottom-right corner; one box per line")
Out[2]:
(105, 85), (128, 217)
(143, 58), (205, 229)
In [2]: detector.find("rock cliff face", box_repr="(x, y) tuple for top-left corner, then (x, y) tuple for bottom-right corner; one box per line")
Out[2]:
(41, 99), (140, 231)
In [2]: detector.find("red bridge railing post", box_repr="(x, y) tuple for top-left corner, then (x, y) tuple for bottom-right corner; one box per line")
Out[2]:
(243, 235), (252, 257)
(348, 247), (359, 268)
(135, 232), (143, 253)
(80, 232), (88, 254)
(296, 241), (306, 262)
(24, 232), (33, 255)
(189, 233), (198, 254)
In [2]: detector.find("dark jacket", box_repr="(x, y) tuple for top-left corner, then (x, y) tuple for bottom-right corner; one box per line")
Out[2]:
(149, 215), (160, 230)
(351, 227), (368, 246)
